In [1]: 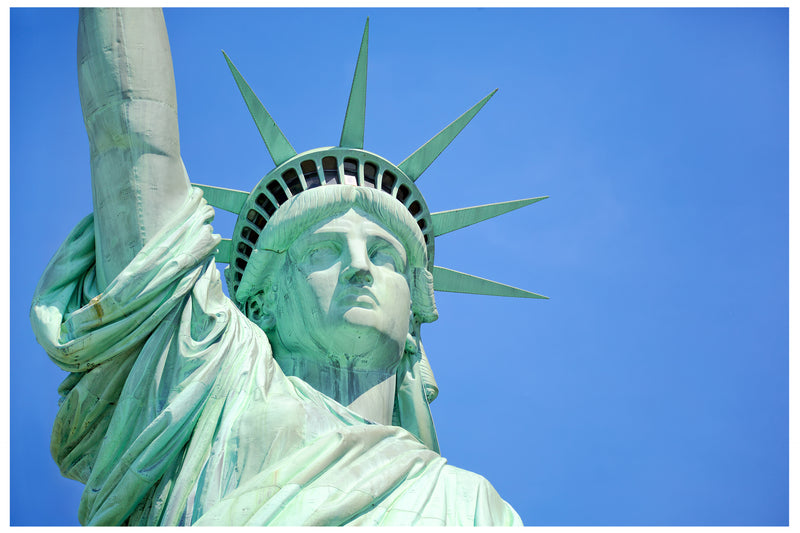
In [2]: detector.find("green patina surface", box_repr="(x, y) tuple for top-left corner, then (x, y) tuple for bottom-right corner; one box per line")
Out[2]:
(31, 8), (546, 526)
(223, 51), (297, 166)
(340, 18), (369, 149)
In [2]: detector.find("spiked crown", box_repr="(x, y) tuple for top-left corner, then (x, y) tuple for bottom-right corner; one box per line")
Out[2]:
(196, 19), (548, 306)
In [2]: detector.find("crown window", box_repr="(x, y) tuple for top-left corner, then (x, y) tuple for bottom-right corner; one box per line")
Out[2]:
(267, 180), (288, 204)
(364, 162), (378, 188)
(237, 242), (253, 257)
(343, 158), (358, 186)
(396, 184), (410, 203)
(256, 193), (276, 216)
(300, 160), (321, 188)
(322, 156), (339, 184)
(241, 226), (258, 244)
(380, 170), (395, 193)
(246, 209), (267, 229)
(285, 172), (303, 195)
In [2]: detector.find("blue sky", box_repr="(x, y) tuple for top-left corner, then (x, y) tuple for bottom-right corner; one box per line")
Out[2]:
(10, 7), (788, 526)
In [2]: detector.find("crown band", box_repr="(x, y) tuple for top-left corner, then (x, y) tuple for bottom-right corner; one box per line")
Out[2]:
(219, 147), (433, 301)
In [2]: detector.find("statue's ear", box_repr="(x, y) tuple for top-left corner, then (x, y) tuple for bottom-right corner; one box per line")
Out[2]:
(245, 291), (276, 331)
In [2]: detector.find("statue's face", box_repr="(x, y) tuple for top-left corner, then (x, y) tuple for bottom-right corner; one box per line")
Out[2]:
(269, 208), (412, 370)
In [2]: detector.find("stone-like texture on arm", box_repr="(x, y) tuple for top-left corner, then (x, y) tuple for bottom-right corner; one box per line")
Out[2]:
(78, 8), (190, 289)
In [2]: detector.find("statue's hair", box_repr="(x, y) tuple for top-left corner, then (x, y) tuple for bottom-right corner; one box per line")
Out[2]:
(256, 186), (426, 266)
(235, 185), (438, 324)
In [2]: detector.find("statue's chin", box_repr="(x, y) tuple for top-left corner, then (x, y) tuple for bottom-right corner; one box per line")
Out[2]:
(268, 304), (407, 373)
(340, 309), (406, 352)
(272, 325), (403, 374)
(321, 329), (404, 370)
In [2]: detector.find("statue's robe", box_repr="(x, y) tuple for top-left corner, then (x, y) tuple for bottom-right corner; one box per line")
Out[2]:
(31, 192), (522, 526)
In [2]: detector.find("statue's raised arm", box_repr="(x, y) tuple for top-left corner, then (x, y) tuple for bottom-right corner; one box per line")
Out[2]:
(78, 8), (190, 289)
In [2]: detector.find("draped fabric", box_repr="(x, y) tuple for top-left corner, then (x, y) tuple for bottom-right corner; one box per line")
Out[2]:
(31, 191), (522, 526)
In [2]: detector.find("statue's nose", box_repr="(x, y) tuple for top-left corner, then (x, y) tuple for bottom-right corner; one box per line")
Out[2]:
(341, 241), (373, 284)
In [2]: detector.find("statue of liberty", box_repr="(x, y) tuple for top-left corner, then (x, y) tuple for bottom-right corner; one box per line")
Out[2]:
(30, 8), (546, 526)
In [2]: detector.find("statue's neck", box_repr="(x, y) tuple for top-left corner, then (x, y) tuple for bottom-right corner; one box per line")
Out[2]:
(273, 351), (398, 425)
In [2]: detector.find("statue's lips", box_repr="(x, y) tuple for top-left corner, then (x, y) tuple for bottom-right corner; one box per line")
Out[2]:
(337, 288), (378, 309)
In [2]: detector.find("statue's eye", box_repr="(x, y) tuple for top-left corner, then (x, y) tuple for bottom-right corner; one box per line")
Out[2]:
(369, 242), (405, 272)
(302, 241), (341, 268)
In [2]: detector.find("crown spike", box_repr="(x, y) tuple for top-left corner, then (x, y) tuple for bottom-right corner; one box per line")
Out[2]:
(223, 51), (297, 166)
(340, 18), (369, 149)
(432, 196), (548, 237)
(399, 89), (497, 181)
(194, 184), (249, 214)
(214, 238), (233, 264)
(433, 266), (548, 299)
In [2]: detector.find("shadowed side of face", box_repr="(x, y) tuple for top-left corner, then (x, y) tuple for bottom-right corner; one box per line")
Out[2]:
(267, 208), (412, 371)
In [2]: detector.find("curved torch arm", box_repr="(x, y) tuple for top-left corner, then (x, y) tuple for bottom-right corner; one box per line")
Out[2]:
(77, 8), (191, 290)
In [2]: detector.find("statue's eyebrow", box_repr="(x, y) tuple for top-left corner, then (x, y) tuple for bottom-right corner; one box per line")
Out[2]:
(288, 232), (342, 256)
(367, 233), (407, 264)
(298, 231), (342, 242)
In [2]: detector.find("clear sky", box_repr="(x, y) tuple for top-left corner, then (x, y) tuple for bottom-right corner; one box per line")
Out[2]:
(10, 7), (788, 526)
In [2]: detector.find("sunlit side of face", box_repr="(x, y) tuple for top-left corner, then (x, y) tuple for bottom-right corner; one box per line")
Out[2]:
(269, 208), (412, 371)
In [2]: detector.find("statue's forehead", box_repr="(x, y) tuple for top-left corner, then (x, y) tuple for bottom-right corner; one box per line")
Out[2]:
(292, 208), (407, 252)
